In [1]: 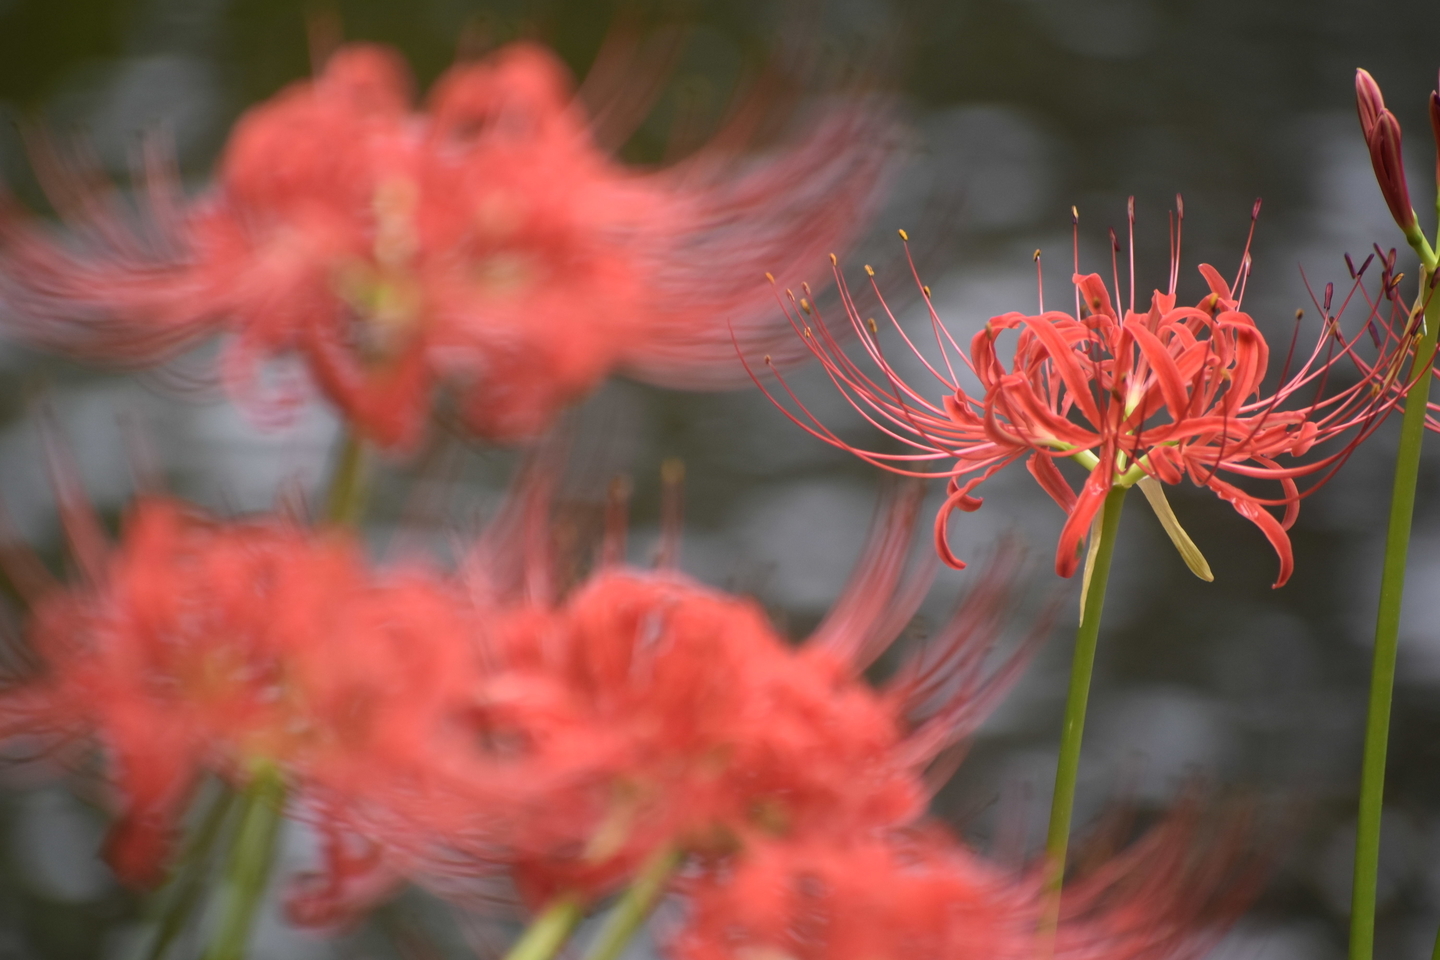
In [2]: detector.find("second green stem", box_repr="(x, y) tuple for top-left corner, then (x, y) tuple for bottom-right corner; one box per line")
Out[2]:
(582, 845), (682, 960)
(1350, 268), (1440, 960)
(1042, 485), (1127, 931)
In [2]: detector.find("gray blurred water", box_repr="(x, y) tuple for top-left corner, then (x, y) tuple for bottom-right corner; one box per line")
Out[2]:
(1, 0), (1439, 957)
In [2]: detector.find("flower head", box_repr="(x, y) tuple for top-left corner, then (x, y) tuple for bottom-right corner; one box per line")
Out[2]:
(0, 497), (479, 887)
(355, 468), (1041, 908)
(0, 38), (896, 448)
(753, 202), (1400, 585)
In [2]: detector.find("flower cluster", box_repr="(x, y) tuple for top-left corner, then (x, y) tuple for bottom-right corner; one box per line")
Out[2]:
(0, 41), (895, 448)
(0, 475), (1251, 957)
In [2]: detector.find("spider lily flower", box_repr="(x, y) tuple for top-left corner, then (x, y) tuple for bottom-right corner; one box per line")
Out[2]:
(0, 40), (897, 448)
(750, 202), (1402, 586)
(0, 497), (481, 888)
(360, 468), (1046, 911)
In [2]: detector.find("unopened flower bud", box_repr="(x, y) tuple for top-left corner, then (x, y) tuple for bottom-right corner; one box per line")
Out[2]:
(1429, 86), (1440, 192)
(1356, 68), (1386, 135)
(1367, 109), (1419, 233)
(1356, 70), (1417, 231)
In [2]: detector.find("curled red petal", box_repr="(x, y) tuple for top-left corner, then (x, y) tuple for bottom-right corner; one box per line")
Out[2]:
(1026, 452), (1078, 513)
(1206, 476), (1294, 588)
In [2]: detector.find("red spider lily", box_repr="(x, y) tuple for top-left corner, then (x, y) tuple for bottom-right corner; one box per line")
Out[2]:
(0, 497), (481, 888)
(0, 39), (896, 449)
(359, 469), (1045, 910)
(671, 800), (1262, 960)
(749, 201), (1402, 586)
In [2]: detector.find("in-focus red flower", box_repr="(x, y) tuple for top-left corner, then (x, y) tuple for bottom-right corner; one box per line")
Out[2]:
(0, 497), (479, 888)
(0, 39), (896, 448)
(752, 201), (1401, 585)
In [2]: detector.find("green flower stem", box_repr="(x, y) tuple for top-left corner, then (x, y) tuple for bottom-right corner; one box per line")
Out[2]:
(581, 845), (683, 960)
(503, 897), (584, 960)
(146, 784), (237, 960)
(1432, 919), (1440, 960)
(1350, 265), (1440, 960)
(1040, 484), (1128, 939)
(324, 429), (369, 526)
(203, 768), (287, 960)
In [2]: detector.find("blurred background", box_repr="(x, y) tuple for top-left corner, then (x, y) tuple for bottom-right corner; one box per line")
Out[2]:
(0, 0), (1438, 957)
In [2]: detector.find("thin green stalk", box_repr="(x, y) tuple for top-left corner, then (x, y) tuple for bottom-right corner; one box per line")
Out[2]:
(1432, 919), (1440, 960)
(324, 429), (369, 526)
(581, 845), (683, 960)
(144, 784), (237, 960)
(203, 768), (287, 960)
(1350, 267), (1440, 960)
(1040, 484), (1127, 938)
(503, 897), (584, 960)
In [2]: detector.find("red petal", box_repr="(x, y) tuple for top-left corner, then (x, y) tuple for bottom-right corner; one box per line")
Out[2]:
(1026, 452), (1078, 513)
(1206, 477), (1294, 588)
(1054, 455), (1113, 579)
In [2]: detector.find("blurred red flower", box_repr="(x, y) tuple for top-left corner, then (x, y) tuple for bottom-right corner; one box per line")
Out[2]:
(754, 204), (1402, 585)
(0, 39), (896, 448)
(0, 497), (479, 888)
(357, 475), (1040, 909)
(672, 806), (1261, 960)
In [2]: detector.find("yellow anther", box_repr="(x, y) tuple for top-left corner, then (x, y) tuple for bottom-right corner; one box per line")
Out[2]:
(764, 354), (772, 364)
(898, 228), (909, 241)
(866, 317), (878, 334)
(1033, 249), (1041, 261)
(803, 326), (813, 338)
(765, 272), (775, 284)
(923, 285), (931, 297)
(1295, 309), (1304, 320)
(865, 264), (875, 277)
(800, 298), (812, 314)
(829, 253), (837, 265)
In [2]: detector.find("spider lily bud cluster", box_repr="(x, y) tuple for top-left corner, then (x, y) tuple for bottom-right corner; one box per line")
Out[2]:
(1355, 68), (1440, 268)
